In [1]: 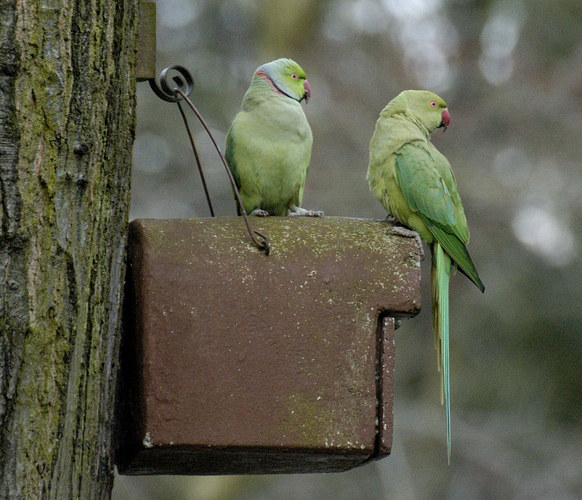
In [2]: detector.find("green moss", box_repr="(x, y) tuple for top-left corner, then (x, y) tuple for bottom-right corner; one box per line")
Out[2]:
(283, 393), (340, 444)
(267, 391), (371, 452)
(1, 0), (139, 494)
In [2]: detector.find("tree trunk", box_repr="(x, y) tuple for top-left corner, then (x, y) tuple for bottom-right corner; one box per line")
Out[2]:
(0, 0), (138, 497)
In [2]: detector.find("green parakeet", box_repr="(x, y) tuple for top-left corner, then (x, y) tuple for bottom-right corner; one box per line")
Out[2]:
(367, 90), (485, 463)
(225, 58), (322, 217)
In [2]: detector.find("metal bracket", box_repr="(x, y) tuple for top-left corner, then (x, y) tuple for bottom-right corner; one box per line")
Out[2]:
(137, 2), (156, 81)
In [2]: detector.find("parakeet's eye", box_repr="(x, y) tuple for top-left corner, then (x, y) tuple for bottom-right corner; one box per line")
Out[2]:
(430, 100), (438, 108)
(291, 73), (299, 80)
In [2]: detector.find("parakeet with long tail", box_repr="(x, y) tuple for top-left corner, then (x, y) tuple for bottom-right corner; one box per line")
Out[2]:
(225, 58), (322, 217)
(367, 90), (485, 463)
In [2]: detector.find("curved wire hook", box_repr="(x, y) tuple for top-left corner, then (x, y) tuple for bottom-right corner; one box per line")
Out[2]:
(174, 88), (270, 255)
(149, 65), (214, 215)
(148, 66), (270, 255)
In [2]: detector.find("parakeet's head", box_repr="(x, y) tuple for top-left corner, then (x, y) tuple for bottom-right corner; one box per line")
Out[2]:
(400, 90), (450, 132)
(254, 58), (311, 103)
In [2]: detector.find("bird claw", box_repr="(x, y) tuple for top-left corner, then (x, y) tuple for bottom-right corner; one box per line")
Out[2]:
(386, 225), (425, 259)
(249, 208), (270, 217)
(287, 207), (324, 217)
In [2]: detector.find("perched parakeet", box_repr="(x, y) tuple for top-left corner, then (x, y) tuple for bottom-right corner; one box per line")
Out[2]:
(225, 58), (322, 217)
(367, 90), (485, 463)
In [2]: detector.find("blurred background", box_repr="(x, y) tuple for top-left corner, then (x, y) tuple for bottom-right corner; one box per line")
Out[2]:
(114, 0), (582, 498)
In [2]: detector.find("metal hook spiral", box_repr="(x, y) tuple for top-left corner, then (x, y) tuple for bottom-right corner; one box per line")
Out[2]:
(149, 65), (195, 103)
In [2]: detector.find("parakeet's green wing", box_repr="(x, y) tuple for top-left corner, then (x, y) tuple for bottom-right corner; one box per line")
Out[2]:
(395, 142), (484, 292)
(424, 222), (484, 292)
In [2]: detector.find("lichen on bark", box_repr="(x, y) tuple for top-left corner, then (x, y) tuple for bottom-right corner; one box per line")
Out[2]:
(0, 0), (139, 497)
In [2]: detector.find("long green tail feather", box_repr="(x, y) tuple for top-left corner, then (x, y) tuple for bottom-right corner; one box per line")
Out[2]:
(432, 243), (452, 464)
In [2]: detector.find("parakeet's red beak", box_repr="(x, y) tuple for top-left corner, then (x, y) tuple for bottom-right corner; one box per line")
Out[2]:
(303, 80), (311, 103)
(441, 108), (450, 130)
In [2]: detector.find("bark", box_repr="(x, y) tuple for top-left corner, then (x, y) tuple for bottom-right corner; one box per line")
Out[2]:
(0, 0), (138, 497)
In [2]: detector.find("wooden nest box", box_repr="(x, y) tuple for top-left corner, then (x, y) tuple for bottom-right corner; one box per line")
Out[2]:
(116, 216), (421, 475)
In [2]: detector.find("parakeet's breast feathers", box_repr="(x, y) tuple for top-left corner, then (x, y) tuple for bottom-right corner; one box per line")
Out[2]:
(224, 58), (313, 217)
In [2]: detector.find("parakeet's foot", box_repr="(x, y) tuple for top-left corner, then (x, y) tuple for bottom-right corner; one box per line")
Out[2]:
(385, 214), (398, 224)
(249, 208), (270, 217)
(287, 206), (324, 217)
(387, 225), (425, 259)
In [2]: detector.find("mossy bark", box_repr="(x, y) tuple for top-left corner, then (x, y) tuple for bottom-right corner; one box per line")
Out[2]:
(0, 0), (138, 497)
